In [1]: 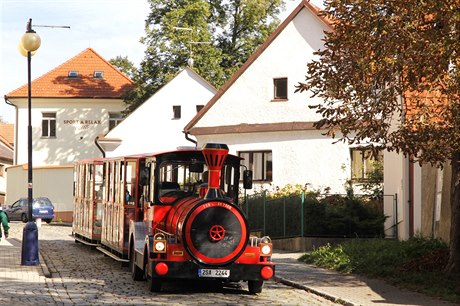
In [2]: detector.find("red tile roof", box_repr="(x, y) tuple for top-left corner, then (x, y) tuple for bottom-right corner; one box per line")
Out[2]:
(0, 124), (14, 146)
(5, 48), (133, 99)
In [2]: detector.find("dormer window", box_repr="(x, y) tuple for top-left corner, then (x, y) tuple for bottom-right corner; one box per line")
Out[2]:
(68, 71), (78, 78)
(93, 71), (104, 79)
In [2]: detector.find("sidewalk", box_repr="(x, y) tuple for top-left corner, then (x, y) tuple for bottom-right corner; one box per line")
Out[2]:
(272, 251), (459, 306)
(0, 237), (52, 305)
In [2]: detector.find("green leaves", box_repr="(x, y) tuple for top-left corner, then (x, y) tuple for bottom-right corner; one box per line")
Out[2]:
(121, 0), (284, 112)
(301, 0), (460, 166)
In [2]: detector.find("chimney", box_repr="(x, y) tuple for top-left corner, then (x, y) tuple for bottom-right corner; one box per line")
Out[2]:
(202, 143), (228, 199)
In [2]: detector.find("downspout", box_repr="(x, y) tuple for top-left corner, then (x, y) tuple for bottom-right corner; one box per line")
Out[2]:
(184, 131), (198, 148)
(409, 156), (414, 237)
(3, 96), (19, 164)
(94, 135), (106, 158)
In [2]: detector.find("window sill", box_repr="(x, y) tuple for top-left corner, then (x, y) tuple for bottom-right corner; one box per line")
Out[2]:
(41, 136), (57, 139)
(271, 98), (288, 102)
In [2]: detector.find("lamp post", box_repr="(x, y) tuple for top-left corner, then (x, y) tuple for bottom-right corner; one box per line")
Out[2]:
(19, 18), (41, 266)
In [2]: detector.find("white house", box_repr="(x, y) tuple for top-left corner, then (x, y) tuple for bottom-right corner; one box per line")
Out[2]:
(4, 48), (133, 221)
(184, 1), (367, 195)
(99, 67), (217, 157)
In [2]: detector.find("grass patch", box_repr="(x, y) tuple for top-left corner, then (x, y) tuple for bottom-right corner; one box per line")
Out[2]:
(299, 238), (460, 303)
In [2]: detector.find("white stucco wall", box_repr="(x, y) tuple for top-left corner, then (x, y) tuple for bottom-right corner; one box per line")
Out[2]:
(13, 98), (125, 166)
(192, 8), (351, 194)
(105, 68), (216, 157)
(197, 131), (351, 194)
(196, 8), (328, 128)
(5, 165), (74, 214)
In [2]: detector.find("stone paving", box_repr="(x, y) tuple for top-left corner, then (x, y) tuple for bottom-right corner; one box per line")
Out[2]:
(2, 221), (339, 305)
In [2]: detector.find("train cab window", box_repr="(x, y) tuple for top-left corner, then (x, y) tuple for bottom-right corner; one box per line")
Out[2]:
(158, 161), (203, 204)
(124, 161), (136, 205)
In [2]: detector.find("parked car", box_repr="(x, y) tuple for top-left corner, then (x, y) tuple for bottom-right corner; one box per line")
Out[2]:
(5, 197), (55, 223)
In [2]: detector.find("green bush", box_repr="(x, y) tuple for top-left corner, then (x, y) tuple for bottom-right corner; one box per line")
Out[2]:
(299, 238), (459, 303)
(243, 191), (386, 238)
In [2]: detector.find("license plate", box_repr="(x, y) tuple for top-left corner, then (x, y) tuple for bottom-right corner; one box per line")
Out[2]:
(198, 269), (230, 278)
(39, 210), (48, 213)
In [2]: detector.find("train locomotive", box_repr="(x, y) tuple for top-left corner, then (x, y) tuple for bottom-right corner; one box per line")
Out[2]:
(73, 143), (275, 294)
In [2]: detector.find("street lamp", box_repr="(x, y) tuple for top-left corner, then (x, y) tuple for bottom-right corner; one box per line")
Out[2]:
(20, 18), (41, 266)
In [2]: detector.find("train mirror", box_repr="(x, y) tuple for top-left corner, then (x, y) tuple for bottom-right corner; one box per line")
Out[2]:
(189, 161), (204, 173)
(243, 170), (253, 189)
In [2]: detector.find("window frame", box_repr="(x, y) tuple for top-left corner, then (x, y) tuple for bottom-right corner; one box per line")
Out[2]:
(350, 147), (383, 182)
(238, 150), (273, 182)
(41, 112), (56, 138)
(273, 77), (288, 101)
(172, 105), (181, 119)
(109, 113), (123, 131)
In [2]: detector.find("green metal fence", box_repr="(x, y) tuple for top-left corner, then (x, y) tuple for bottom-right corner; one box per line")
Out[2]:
(240, 191), (397, 239)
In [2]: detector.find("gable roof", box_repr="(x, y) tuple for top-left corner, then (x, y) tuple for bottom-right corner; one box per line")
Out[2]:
(0, 134), (13, 162)
(183, 0), (332, 133)
(5, 48), (134, 99)
(0, 124), (14, 146)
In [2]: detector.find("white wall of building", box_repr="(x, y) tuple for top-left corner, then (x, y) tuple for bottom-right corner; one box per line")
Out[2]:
(196, 9), (327, 129)
(13, 98), (125, 166)
(5, 165), (74, 222)
(105, 68), (216, 157)
(192, 7), (352, 194)
(197, 131), (351, 194)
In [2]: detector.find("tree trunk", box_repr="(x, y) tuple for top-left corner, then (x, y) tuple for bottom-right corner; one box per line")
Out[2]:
(446, 152), (460, 273)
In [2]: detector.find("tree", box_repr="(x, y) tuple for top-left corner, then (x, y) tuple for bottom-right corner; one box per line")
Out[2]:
(296, 0), (460, 272)
(123, 0), (284, 112)
(109, 56), (139, 81)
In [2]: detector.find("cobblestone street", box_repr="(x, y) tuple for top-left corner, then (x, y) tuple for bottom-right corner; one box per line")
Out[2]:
(4, 221), (338, 305)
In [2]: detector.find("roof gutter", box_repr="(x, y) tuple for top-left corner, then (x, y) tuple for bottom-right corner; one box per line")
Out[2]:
(184, 131), (197, 148)
(3, 96), (19, 164)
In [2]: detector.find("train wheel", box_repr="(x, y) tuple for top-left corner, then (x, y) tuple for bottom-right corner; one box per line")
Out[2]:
(130, 247), (144, 281)
(248, 280), (264, 294)
(150, 278), (162, 292)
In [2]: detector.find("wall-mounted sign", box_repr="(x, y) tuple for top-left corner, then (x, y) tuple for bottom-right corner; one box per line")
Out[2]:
(63, 119), (102, 130)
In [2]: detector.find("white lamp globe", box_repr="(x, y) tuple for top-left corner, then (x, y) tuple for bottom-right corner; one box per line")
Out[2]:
(21, 31), (41, 52)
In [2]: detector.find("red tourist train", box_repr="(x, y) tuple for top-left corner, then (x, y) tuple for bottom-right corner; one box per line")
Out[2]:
(72, 143), (275, 293)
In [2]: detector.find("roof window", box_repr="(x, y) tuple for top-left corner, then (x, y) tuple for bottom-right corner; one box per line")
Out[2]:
(68, 71), (78, 78)
(93, 71), (104, 79)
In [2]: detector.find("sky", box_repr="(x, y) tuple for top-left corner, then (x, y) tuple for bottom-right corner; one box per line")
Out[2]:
(0, 0), (324, 124)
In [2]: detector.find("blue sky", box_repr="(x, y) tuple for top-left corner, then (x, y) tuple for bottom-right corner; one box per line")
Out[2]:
(0, 0), (323, 123)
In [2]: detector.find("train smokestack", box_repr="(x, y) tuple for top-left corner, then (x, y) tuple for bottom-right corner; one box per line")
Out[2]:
(202, 143), (229, 199)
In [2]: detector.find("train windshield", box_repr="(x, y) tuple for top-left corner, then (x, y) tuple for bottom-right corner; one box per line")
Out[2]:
(158, 161), (204, 204)
(156, 160), (240, 205)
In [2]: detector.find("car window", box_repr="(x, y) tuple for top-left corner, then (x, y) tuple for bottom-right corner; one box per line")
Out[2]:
(11, 201), (21, 208)
(34, 198), (53, 208)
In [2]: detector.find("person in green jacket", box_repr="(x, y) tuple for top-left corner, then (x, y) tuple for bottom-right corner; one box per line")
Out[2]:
(0, 207), (9, 241)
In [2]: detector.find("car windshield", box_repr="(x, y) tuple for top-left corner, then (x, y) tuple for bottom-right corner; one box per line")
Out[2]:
(33, 198), (52, 208)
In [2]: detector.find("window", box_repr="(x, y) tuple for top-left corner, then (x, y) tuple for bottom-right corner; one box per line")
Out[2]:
(68, 71), (78, 78)
(273, 77), (288, 100)
(109, 113), (123, 130)
(196, 105), (204, 113)
(0, 164), (4, 177)
(238, 151), (272, 182)
(93, 71), (104, 78)
(350, 148), (383, 182)
(42, 112), (56, 137)
(173, 106), (181, 119)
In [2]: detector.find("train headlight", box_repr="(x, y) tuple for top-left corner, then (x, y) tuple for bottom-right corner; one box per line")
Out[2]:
(154, 233), (167, 253)
(260, 244), (272, 256)
(259, 236), (272, 256)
